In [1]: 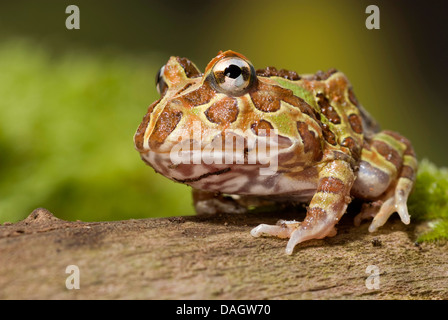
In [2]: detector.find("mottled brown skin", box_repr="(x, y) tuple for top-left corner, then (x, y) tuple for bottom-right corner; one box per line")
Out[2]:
(205, 98), (239, 124)
(134, 50), (418, 254)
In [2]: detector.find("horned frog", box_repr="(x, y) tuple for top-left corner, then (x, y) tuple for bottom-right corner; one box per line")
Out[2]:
(134, 50), (417, 255)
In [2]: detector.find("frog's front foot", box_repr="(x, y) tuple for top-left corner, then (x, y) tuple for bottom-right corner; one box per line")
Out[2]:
(252, 160), (354, 255)
(251, 220), (337, 255)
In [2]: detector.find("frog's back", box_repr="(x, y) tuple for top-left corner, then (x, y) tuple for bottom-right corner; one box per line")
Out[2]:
(256, 67), (379, 163)
(300, 69), (380, 137)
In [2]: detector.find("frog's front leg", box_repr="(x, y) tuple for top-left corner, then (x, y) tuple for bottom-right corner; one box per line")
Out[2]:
(251, 160), (355, 255)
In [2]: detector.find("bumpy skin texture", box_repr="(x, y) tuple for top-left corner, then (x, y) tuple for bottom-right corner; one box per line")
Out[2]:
(134, 50), (417, 255)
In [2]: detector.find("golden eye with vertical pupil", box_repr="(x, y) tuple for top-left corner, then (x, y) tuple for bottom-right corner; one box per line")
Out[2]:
(155, 65), (168, 96)
(210, 57), (256, 96)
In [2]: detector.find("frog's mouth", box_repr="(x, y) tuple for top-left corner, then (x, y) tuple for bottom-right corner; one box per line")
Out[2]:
(172, 167), (231, 183)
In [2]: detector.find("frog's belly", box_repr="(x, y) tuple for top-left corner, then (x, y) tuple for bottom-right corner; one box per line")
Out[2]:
(142, 151), (318, 197)
(188, 165), (318, 196)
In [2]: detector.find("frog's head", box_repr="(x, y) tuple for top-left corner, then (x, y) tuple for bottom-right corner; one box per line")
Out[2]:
(135, 51), (260, 152)
(134, 51), (320, 189)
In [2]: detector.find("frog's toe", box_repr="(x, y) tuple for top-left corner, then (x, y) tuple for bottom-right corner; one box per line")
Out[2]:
(285, 224), (337, 255)
(250, 220), (300, 239)
(368, 194), (410, 232)
(368, 198), (395, 232)
(395, 190), (411, 225)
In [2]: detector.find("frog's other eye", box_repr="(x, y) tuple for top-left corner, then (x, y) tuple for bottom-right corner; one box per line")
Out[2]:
(156, 65), (168, 96)
(210, 57), (256, 96)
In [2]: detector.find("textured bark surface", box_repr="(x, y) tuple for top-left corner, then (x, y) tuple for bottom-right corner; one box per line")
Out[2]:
(0, 207), (447, 299)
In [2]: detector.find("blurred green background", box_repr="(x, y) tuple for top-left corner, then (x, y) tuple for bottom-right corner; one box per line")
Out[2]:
(0, 0), (446, 223)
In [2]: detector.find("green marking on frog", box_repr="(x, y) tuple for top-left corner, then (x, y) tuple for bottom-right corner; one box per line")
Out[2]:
(273, 77), (318, 110)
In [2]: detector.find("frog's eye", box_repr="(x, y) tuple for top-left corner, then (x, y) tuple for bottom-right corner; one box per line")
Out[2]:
(210, 57), (255, 96)
(155, 65), (168, 96)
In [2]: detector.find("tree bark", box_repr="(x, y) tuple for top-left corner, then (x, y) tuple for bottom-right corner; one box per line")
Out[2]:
(0, 207), (447, 299)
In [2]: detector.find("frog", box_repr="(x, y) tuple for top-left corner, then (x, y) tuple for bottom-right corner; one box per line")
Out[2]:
(134, 50), (417, 255)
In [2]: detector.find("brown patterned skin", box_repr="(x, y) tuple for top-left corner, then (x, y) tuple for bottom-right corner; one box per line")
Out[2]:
(134, 50), (418, 255)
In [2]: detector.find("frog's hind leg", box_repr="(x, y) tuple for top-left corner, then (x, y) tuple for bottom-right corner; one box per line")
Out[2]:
(367, 162), (417, 232)
(353, 131), (417, 232)
(251, 160), (355, 255)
